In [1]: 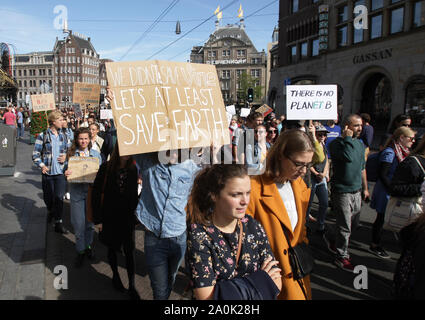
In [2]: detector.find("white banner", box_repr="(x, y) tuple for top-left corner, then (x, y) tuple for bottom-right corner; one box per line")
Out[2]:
(100, 109), (114, 120)
(286, 85), (338, 120)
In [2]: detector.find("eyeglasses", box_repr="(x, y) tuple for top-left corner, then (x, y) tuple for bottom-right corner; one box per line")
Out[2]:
(286, 156), (312, 171)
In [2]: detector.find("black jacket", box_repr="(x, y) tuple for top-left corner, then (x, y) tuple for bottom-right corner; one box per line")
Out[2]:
(213, 270), (279, 300)
(390, 155), (425, 197)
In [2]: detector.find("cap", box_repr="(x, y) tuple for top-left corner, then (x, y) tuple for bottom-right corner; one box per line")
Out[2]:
(315, 124), (329, 133)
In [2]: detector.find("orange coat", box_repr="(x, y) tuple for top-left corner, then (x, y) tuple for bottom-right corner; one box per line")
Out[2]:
(247, 175), (312, 300)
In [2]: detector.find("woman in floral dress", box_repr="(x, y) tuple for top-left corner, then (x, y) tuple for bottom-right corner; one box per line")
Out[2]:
(186, 164), (282, 300)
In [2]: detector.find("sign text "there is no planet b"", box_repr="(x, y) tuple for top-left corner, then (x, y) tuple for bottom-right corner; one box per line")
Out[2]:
(286, 85), (338, 120)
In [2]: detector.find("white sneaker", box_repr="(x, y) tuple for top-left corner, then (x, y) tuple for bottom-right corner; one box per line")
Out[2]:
(65, 192), (70, 200)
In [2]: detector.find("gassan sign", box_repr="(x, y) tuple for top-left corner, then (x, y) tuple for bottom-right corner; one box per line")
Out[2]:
(286, 85), (338, 120)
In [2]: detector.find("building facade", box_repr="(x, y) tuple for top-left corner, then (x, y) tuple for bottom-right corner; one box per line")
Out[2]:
(269, 0), (425, 135)
(191, 20), (267, 107)
(53, 31), (100, 106)
(13, 51), (54, 107)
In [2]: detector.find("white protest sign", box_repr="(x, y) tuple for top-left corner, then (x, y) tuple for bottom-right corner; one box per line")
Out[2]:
(240, 108), (250, 118)
(225, 105), (236, 115)
(286, 85), (338, 120)
(100, 109), (114, 120)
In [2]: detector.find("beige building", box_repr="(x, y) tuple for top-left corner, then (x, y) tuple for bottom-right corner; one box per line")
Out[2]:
(190, 20), (267, 107)
(13, 52), (54, 107)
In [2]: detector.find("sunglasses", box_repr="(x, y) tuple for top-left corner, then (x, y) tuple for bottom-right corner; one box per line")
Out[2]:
(406, 136), (415, 142)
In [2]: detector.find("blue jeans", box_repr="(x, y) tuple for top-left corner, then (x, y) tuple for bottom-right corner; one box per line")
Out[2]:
(17, 123), (24, 138)
(42, 174), (66, 222)
(144, 230), (186, 300)
(70, 193), (94, 253)
(307, 177), (329, 231)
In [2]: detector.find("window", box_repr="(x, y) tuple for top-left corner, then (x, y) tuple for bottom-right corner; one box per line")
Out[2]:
(236, 69), (245, 77)
(18, 70), (21, 77)
(49, 80), (52, 88)
(337, 26), (348, 47)
(222, 50), (230, 57)
(251, 69), (260, 78)
(18, 80), (22, 87)
(252, 58), (260, 64)
(60, 56), (64, 63)
(371, 0), (383, 11)
(24, 70), (27, 76)
(237, 50), (246, 57)
(354, 26), (364, 43)
(413, 1), (425, 27)
(48, 69), (52, 76)
(338, 6), (348, 24)
(77, 56), (80, 63)
(290, 45), (297, 63)
(221, 70), (231, 79)
(391, 7), (404, 34)
(371, 15), (383, 39)
(221, 81), (229, 90)
(312, 39), (319, 56)
(301, 42), (308, 59)
(291, 0), (299, 13)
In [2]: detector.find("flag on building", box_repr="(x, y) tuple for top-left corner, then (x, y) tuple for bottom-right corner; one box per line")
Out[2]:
(214, 6), (220, 15)
(238, 4), (243, 18)
(217, 10), (223, 20)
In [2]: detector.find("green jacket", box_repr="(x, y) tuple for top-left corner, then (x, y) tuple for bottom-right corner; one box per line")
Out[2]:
(329, 136), (365, 193)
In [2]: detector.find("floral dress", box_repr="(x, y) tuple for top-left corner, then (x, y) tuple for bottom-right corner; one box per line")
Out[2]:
(186, 214), (277, 288)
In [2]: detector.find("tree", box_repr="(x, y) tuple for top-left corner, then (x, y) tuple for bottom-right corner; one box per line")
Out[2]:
(237, 72), (263, 105)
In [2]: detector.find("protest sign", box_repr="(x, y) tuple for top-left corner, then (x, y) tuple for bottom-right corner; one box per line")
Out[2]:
(240, 108), (250, 118)
(30, 93), (56, 112)
(72, 104), (83, 119)
(286, 85), (338, 120)
(105, 60), (230, 156)
(100, 109), (114, 120)
(225, 105), (236, 115)
(67, 156), (100, 183)
(256, 104), (273, 117)
(73, 83), (101, 106)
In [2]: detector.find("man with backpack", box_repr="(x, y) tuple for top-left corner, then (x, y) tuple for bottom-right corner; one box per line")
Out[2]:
(32, 111), (69, 234)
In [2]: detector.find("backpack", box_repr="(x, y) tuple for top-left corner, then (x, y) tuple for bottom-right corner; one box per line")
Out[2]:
(366, 151), (381, 182)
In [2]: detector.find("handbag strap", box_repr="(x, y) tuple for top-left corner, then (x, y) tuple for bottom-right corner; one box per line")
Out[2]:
(279, 222), (309, 300)
(412, 156), (425, 176)
(235, 219), (243, 267)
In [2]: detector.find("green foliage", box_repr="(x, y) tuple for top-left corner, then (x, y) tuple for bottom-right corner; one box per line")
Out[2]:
(30, 111), (50, 135)
(237, 72), (263, 103)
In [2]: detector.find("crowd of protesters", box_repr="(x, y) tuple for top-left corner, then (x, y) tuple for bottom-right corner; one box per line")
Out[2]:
(29, 96), (425, 300)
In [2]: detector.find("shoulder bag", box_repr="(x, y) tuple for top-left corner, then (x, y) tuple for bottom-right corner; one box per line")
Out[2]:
(384, 156), (424, 232)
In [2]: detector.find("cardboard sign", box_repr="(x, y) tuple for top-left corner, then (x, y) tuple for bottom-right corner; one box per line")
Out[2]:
(30, 93), (56, 112)
(100, 109), (114, 120)
(256, 104), (273, 117)
(105, 60), (230, 156)
(72, 104), (83, 119)
(225, 105), (236, 116)
(286, 85), (338, 120)
(73, 83), (100, 106)
(67, 156), (100, 183)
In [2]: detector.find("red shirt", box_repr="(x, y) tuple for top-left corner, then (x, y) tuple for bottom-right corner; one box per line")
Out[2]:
(4, 111), (16, 126)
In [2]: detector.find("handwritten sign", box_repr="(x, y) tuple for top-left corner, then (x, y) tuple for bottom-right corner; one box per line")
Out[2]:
(286, 85), (338, 120)
(105, 60), (230, 156)
(67, 156), (100, 183)
(30, 93), (56, 112)
(73, 83), (100, 106)
(256, 104), (273, 117)
(240, 108), (250, 118)
(100, 109), (114, 120)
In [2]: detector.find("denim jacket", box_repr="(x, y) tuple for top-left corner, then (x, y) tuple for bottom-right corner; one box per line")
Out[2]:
(135, 153), (201, 238)
(67, 148), (102, 202)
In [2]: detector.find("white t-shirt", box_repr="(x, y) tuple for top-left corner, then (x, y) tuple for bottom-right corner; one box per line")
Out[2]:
(276, 182), (298, 231)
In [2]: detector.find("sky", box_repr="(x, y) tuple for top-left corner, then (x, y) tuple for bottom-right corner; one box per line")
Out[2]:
(0, 0), (279, 62)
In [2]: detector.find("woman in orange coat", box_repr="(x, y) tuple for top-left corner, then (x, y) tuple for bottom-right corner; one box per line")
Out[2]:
(247, 129), (314, 300)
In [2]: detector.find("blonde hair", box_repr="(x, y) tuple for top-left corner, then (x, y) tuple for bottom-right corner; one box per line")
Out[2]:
(264, 129), (314, 183)
(48, 110), (63, 126)
(383, 126), (416, 149)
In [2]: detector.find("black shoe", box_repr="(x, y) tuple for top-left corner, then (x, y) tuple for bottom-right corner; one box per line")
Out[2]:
(54, 222), (68, 234)
(128, 287), (141, 300)
(112, 275), (126, 293)
(368, 245), (391, 259)
(74, 253), (85, 268)
(85, 247), (95, 260)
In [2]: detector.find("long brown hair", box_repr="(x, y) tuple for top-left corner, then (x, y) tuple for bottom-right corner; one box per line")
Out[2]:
(264, 129), (314, 183)
(67, 127), (92, 158)
(187, 164), (248, 226)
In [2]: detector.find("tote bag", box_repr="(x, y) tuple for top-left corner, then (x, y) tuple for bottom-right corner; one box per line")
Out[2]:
(384, 156), (424, 232)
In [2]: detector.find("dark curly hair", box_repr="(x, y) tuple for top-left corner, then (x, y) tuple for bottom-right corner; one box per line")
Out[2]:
(187, 164), (248, 225)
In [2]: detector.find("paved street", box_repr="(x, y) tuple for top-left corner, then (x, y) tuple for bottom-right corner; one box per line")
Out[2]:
(0, 130), (402, 300)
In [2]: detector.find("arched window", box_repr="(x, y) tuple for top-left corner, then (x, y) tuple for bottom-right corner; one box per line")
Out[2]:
(405, 76), (425, 127)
